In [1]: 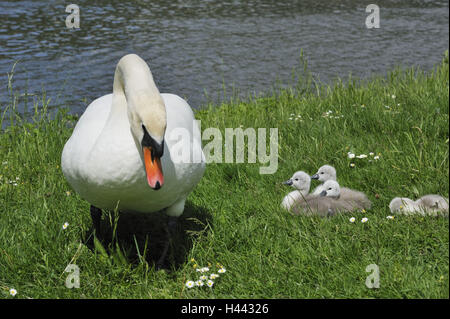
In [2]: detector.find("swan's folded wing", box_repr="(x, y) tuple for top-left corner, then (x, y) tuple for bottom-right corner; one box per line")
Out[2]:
(340, 187), (372, 210)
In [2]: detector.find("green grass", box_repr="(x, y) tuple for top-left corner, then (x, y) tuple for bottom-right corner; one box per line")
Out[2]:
(0, 52), (448, 299)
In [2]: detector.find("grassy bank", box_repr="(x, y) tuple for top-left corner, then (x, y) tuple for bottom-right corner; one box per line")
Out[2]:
(0, 53), (448, 299)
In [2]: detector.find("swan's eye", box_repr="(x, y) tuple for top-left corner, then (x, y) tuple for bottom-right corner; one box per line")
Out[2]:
(328, 187), (332, 190)
(295, 178), (298, 181)
(320, 172), (324, 174)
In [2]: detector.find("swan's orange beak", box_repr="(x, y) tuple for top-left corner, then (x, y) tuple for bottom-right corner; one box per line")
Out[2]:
(143, 146), (164, 190)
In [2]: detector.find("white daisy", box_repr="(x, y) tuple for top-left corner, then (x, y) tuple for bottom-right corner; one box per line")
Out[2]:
(386, 215), (395, 220)
(349, 217), (356, 223)
(210, 273), (219, 279)
(206, 280), (214, 288)
(356, 154), (368, 159)
(361, 217), (368, 223)
(9, 288), (17, 296)
(62, 222), (69, 230)
(218, 267), (226, 274)
(195, 280), (204, 287)
(185, 281), (195, 288)
(196, 267), (210, 273)
(374, 155), (380, 160)
(347, 152), (356, 159)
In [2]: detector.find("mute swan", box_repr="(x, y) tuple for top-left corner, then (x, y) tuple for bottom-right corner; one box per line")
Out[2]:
(281, 171), (311, 210)
(310, 164), (371, 210)
(390, 195), (449, 216)
(310, 165), (336, 195)
(61, 54), (206, 265)
(389, 197), (419, 215)
(416, 194), (449, 215)
(292, 180), (369, 216)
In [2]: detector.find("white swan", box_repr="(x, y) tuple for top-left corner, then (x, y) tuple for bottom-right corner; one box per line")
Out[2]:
(61, 54), (206, 252)
(281, 171), (311, 210)
(310, 164), (371, 210)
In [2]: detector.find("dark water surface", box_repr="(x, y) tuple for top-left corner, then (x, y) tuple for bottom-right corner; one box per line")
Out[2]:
(0, 0), (448, 114)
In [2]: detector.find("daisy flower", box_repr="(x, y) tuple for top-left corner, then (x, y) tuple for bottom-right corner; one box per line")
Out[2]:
(391, 94), (396, 99)
(62, 222), (69, 230)
(386, 215), (395, 220)
(199, 275), (208, 281)
(206, 280), (214, 288)
(196, 267), (209, 273)
(347, 152), (355, 159)
(218, 267), (226, 274)
(361, 217), (369, 223)
(369, 152), (374, 156)
(185, 281), (195, 288)
(356, 154), (368, 159)
(9, 288), (17, 297)
(195, 280), (204, 287)
(349, 217), (356, 223)
(66, 191), (71, 196)
(210, 274), (219, 279)
(374, 156), (380, 160)
(350, 163), (355, 168)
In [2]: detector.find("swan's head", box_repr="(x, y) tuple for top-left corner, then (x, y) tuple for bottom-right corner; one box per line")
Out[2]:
(283, 171), (311, 193)
(319, 180), (340, 199)
(128, 93), (167, 190)
(311, 165), (337, 182)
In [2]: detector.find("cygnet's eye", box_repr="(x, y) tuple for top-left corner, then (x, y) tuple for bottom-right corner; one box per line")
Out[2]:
(295, 178), (299, 181)
(328, 187), (332, 190)
(320, 172), (324, 174)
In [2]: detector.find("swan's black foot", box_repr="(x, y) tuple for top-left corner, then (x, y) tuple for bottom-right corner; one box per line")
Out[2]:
(156, 216), (178, 270)
(90, 205), (102, 237)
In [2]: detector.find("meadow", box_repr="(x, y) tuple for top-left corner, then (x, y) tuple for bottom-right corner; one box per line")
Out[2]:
(0, 52), (448, 299)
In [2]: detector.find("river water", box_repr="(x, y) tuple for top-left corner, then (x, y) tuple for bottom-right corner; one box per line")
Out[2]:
(0, 0), (448, 115)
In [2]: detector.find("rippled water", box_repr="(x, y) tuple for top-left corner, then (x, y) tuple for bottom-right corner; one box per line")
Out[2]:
(0, 0), (448, 114)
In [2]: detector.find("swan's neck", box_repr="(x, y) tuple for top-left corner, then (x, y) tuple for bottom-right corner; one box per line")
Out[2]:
(110, 54), (166, 142)
(112, 57), (161, 101)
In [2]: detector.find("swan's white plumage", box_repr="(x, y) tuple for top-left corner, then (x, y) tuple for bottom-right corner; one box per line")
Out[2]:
(61, 55), (205, 216)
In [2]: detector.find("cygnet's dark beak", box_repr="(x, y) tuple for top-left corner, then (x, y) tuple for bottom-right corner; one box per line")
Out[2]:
(311, 174), (319, 180)
(283, 179), (293, 186)
(320, 190), (327, 197)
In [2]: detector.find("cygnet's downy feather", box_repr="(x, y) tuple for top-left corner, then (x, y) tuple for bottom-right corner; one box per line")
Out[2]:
(292, 180), (367, 217)
(310, 164), (371, 210)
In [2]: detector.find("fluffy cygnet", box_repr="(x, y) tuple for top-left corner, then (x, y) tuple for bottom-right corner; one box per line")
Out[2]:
(281, 171), (311, 211)
(310, 164), (371, 210)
